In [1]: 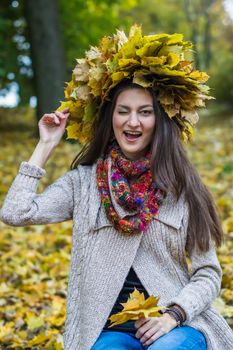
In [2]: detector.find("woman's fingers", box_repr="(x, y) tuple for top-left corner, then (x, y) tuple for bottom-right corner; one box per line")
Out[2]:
(41, 110), (69, 126)
(37, 109), (70, 144)
(57, 107), (70, 117)
(136, 315), (177, 347)
(143, 329), (166, 346)
(60, 107), (69, 113)
(135, 317), (149, 329)
(55, 110), (69, 119)
(42, 114), (59, 125)
(54, 111), (63, 119)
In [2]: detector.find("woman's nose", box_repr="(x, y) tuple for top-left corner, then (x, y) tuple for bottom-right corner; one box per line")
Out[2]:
(127, 112), (140, 127)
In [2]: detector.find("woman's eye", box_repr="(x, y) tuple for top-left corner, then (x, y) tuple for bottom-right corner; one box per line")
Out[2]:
(117, 110), (153, 115)
(140, 110), (152, 115)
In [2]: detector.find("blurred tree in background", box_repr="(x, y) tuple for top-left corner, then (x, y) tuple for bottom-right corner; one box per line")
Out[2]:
(0, 0), (232, 120)
(0, 0), (31, 104)
(0, 0), (138, 121)
(209, 11), (233, 109)
(24, 0), (66, 121)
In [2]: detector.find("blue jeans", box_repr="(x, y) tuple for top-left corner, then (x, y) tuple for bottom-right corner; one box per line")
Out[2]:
(91, 326), (207, 350)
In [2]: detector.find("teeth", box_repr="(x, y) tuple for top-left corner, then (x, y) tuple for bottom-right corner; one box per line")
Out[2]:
(124, 131), (142, 135)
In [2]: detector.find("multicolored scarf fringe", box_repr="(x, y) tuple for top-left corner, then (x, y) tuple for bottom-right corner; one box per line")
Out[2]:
(96, 144), (163, 235)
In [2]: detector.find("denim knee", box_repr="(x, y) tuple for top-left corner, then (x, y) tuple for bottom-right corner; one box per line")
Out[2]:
(91, 330), (144, 350)
(146, 326), (207, 350)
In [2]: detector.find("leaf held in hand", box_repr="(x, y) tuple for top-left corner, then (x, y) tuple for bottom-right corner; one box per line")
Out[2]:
(108, 288), (165, 328)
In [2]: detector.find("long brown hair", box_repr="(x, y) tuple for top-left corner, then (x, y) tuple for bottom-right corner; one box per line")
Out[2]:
(70, 80), (223, 253)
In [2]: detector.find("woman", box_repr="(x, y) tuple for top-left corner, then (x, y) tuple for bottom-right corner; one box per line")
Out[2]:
(1, 27), (233, 350)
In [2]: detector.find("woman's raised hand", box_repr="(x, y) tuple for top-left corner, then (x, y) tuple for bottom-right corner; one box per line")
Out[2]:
(38, 107), (70, 146)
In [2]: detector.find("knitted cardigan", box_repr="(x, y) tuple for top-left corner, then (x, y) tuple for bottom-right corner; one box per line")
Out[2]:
(0, 161), (233, 350)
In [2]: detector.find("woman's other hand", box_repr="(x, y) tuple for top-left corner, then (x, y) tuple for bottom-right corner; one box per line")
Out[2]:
(135, 314), (177, 346)
(38, 107), (70, 146)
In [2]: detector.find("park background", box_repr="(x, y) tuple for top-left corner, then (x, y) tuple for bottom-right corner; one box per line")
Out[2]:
(0, 0), (233, 349)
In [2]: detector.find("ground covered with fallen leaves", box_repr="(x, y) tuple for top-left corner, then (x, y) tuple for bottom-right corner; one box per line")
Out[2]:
(0, 107), (232, 349)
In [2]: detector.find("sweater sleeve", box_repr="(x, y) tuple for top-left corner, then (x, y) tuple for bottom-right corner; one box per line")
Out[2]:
(0, 161), (76, 226)
(166, 203), (222, 323)
(167, 241), (222, 323)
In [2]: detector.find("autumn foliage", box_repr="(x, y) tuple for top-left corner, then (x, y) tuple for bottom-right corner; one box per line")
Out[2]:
(57, 25), (213, 144)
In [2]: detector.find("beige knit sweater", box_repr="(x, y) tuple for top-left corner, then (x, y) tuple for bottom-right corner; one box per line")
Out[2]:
(0, 161), (233, 350)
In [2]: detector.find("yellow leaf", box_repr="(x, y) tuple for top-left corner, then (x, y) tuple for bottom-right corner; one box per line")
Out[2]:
(129, 24), (142, 38)
(108, 288), (165, 328)
(136, 41), (161, 58)
(70, 85), (91, 101)
(141, 56), (167, 66)
(89, 66), (105, 82)
(0, 282), (11, 293)
(56, 100), (84, 119)
(119, 26), (142, 59)
(120, 288), (146, 310)
(166, 33), (184, 45)
(142, 33), (169, 44)
(66, 121), (92, 144)
(111, 71), (128, 83)
(18, 331), (27, 340)
(64, 80), (77, 99)
(86, 46), (101, 62)
(181, 109), (199, 124)
(158, 90), (175, 105)
(132, 72), (152, 88)
(162, 104), (180, 118)
(118, 58), (140, 68)
(27, 333), (51, 347)
(115, 29), (128, 50)
(166, 53), (180, 68)
(0, 322), (14, 340)
(150, 65), (186, 77)
(73, 59), (90, 82)
(26, 314), (45, 330)
(48, 314), (65, 327)
(99, 36), (115, 57)
(52, 296), (65, 313)
(54, 342), (64, 350)
(189, 71), (209, 83)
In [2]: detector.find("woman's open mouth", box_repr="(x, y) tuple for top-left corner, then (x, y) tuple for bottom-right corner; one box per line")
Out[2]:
(123, 131), (142, 141)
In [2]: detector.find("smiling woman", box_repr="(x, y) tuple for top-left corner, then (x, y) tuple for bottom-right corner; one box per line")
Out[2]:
(112, 88), (155, 160)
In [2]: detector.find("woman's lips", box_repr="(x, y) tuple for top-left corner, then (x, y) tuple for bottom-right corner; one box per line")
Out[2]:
(123, 131), (142, 142)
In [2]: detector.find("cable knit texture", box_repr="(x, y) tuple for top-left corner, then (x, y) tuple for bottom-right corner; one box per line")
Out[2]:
(0, 161), (233, 350)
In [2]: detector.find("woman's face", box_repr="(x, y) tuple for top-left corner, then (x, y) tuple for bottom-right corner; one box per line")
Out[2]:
(112, 88), (156, 160)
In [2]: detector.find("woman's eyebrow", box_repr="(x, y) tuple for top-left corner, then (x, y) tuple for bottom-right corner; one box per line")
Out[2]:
(117, 104), (153, 108)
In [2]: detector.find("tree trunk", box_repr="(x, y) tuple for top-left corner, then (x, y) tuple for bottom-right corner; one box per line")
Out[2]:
(183, 0), (201, 69)
(24, 0), (66, 125)
(202, 0), (213, 69)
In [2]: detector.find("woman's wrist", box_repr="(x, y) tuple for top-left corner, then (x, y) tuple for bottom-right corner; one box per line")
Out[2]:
(28, 140), (57, 168)
(171, 304), (186, 322)
(162, 312), (177, 328)
(163, 304), (186, 327)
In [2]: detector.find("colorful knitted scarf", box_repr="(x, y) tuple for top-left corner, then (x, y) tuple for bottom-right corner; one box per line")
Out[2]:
(96, 143), (163, 235)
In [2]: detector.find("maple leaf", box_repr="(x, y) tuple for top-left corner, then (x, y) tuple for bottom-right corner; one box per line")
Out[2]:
(73, 59), (90, 83)
(108, 288), (165, 328)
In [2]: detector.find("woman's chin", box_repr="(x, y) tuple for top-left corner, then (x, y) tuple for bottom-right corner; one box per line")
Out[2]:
(120, 146), (145, 160)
